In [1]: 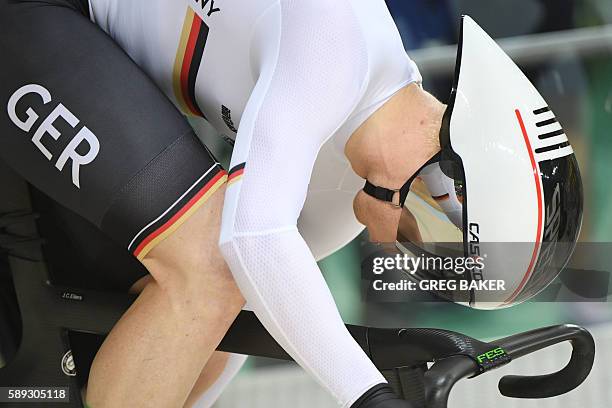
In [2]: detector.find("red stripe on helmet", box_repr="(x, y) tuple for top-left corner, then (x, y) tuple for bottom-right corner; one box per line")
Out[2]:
(503, 109), (544, 304)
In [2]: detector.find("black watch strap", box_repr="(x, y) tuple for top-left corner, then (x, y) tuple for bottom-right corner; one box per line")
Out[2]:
(363, 181), (399, 205)
(362, 151), (442, 208)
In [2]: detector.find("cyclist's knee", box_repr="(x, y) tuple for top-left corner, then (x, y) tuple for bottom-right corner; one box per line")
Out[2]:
(140, 186), (244, 310)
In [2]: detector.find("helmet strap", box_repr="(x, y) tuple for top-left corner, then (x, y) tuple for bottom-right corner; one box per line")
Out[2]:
(362, 151), (441, 208)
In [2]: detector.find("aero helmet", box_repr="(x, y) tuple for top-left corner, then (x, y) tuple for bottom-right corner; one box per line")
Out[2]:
(363, 16), (583, 309)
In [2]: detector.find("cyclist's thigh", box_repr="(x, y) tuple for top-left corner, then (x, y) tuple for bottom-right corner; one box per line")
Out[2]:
(0, 0), (226, 261)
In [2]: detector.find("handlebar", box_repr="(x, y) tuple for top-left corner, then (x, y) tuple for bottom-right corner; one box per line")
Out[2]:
(217, 312), (594, 408)
(496, 324), (595, 398)
(420, 324), (595, 407)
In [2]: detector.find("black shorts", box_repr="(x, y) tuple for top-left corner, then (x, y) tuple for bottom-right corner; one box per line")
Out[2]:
(0, 0), (227, 261)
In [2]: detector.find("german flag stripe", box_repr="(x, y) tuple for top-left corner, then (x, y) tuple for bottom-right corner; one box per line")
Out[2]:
(187, 21), (208, 116)
(131, 167), (227, 260)
(172, 9), (195, 114)
(173, 7), (209, 118)
(227, 163), (245, 186)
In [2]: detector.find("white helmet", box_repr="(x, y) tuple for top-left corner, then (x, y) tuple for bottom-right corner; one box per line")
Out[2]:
(363, 16), (583, 309)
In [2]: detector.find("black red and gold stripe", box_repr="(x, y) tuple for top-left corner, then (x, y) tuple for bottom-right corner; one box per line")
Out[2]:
(227, 163), (245, 186)
(130, 166), (227, 260)
(173, 7), (210, 117)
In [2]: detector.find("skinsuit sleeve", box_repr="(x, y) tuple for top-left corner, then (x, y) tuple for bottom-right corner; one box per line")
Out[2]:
(218, 1), (388, 406)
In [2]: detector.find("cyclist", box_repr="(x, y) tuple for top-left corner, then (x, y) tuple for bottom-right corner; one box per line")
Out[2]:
(0, 0), (428, 406)
(0, 0), (582, 407)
